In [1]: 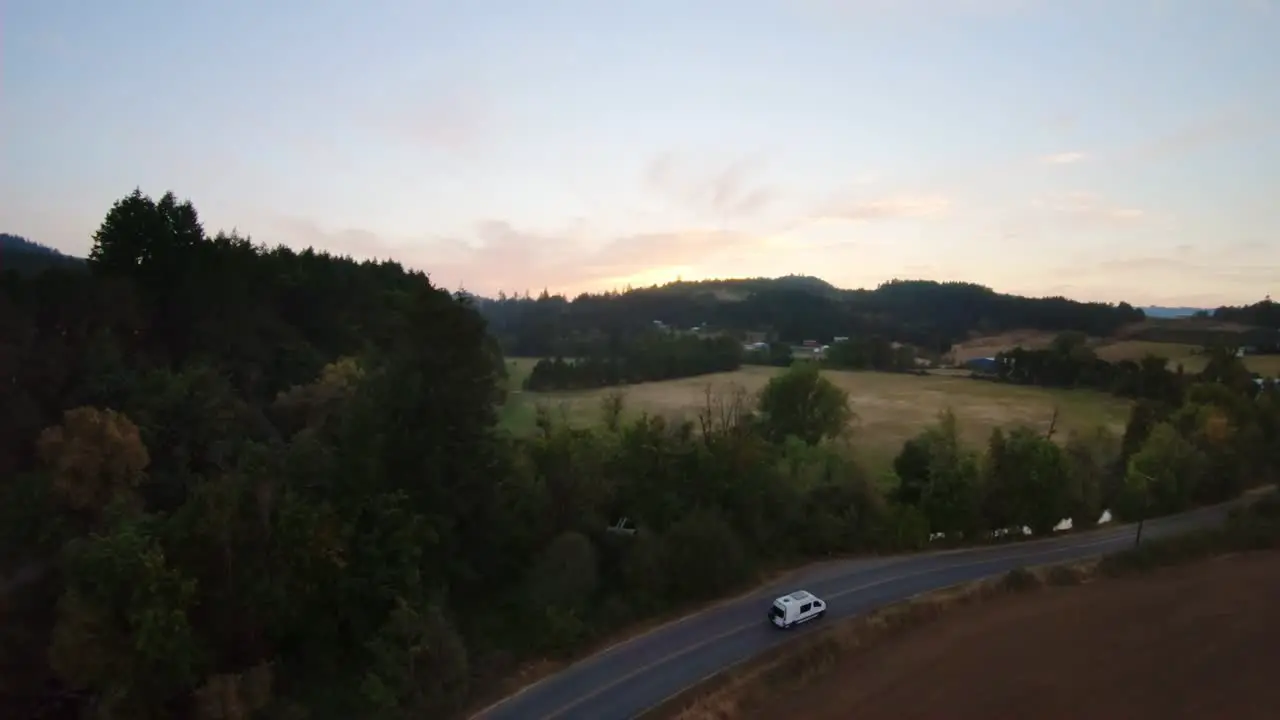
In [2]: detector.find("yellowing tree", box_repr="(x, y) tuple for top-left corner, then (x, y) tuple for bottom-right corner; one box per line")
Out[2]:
(37, 407), (149, 515)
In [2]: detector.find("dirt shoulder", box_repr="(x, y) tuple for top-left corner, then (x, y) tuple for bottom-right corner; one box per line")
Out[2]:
(751, 551), (1280, 720)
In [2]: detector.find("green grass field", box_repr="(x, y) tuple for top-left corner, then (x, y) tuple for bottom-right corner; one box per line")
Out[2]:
(498, 360), (1134, 472)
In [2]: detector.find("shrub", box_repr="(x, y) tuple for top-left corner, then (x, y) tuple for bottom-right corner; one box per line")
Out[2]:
(1045, 564), (1085, 586)
(999, 567), (1041, 592)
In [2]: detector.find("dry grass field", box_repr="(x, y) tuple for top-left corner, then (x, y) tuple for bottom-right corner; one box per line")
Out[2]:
(947, 330), (1059, 362)
(499, 361), (1132, 471)
(950, 333), (1280, 376)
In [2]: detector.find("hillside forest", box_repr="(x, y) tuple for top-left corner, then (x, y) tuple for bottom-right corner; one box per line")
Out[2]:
(2, 190), (1279, 720)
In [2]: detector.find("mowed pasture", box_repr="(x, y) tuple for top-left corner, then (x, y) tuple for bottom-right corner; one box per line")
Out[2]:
(499, 360), (1133, 472)
(951, 332), (1280, 376)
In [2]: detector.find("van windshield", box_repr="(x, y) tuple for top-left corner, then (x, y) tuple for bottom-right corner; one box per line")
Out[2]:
(769, 604), (784, 619)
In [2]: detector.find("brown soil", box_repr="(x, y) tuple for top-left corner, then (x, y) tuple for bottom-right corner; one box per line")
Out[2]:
(949, 330), (1057, 361)
(749, 552), (1280, 720)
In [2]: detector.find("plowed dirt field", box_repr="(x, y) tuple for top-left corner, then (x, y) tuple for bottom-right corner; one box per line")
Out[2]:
(749, 551), (1280, 720)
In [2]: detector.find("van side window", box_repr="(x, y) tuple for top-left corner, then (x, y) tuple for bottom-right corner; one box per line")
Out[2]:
(800, 602), (812, 613)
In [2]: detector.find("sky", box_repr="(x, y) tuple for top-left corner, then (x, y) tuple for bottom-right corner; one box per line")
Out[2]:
(3, 0), (1279, 306)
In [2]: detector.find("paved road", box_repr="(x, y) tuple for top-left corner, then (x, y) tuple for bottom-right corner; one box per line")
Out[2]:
(476, 500), (1252, 720)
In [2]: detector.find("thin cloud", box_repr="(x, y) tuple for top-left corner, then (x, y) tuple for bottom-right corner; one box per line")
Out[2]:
(1041, 112), (1077, 131)
(795, 0), (1040, 20)
(1048, 240), (1280, 301)
(260, 214), (772, 296)
(1041, 151), (1086, 165)
(641, 153), (779, 222)
(818, 194), (952, 222)
(374, 88), (492, 154)
(440, 224), (770, 294)
(1011, 245), (1278, 306)
(992, 190), (1158, 243)
(1150, 0), (1275, 14)
(1128, 106), (1278, 163)
(1032, 191), (1147, 225)
(263, 217), (391, 256)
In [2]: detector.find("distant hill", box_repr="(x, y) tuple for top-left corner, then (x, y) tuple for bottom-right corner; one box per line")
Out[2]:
(0, 233), (87, 275)
(476, 274), (1280, 357)
(478, 276), (1150, 357)
(1142, 306), (1210, 319)
(1212, 297), (1279, 331)
(1, 233), (64, 255)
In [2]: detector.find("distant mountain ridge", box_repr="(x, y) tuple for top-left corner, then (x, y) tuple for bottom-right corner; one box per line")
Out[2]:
(0, 232), (1259, 331)
(1, 233), (86, 274)
(1, 233), (70, 256)
(1142, 306), (1210, 319)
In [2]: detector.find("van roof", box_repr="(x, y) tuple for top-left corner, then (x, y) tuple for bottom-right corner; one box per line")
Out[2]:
(779, 590), (812, 603)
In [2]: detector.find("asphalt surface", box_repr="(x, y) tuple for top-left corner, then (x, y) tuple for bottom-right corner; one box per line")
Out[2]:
(475, 499), (1252, 720)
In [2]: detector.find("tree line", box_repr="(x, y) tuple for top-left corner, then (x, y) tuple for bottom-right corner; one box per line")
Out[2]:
(0, 233), (86, 275)
(519, 331), (924, 394)
(988, 331), (1270, 404)
(521, 333), (742, 391)
(743, 340), (796, 368)
(741, 336), (923, 373)
(889, 359), (1279, 541)
(0, 190), (1275, 720)
(478, 276), (1147, 358)
(1210, 296), (1279, 330)
(824, 335), (922, 372)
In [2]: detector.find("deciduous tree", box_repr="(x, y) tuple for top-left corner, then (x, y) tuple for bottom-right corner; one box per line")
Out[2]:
(757, 363), (853, 445)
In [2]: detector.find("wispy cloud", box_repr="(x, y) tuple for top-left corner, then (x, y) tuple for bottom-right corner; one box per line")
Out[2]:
(259, 215), (771, 295)
(641, 153), (779, 222)
(1128, 105), (1278, 163)
(1032, 191), (1147, 226)
(818, 194), (952, 222)
(1054, 254), (1279, 298)
(374, 88), (492, 154)
(991, 190), (1158, 245)
(1041, 112), (1077, 131)
(795, 0), (1040, 20)
(1041, 151), (1086, 165)
(1008, 237), (1278, 305)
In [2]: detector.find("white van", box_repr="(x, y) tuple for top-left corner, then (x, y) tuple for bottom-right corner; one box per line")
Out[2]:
(767, 590), (827, 629)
